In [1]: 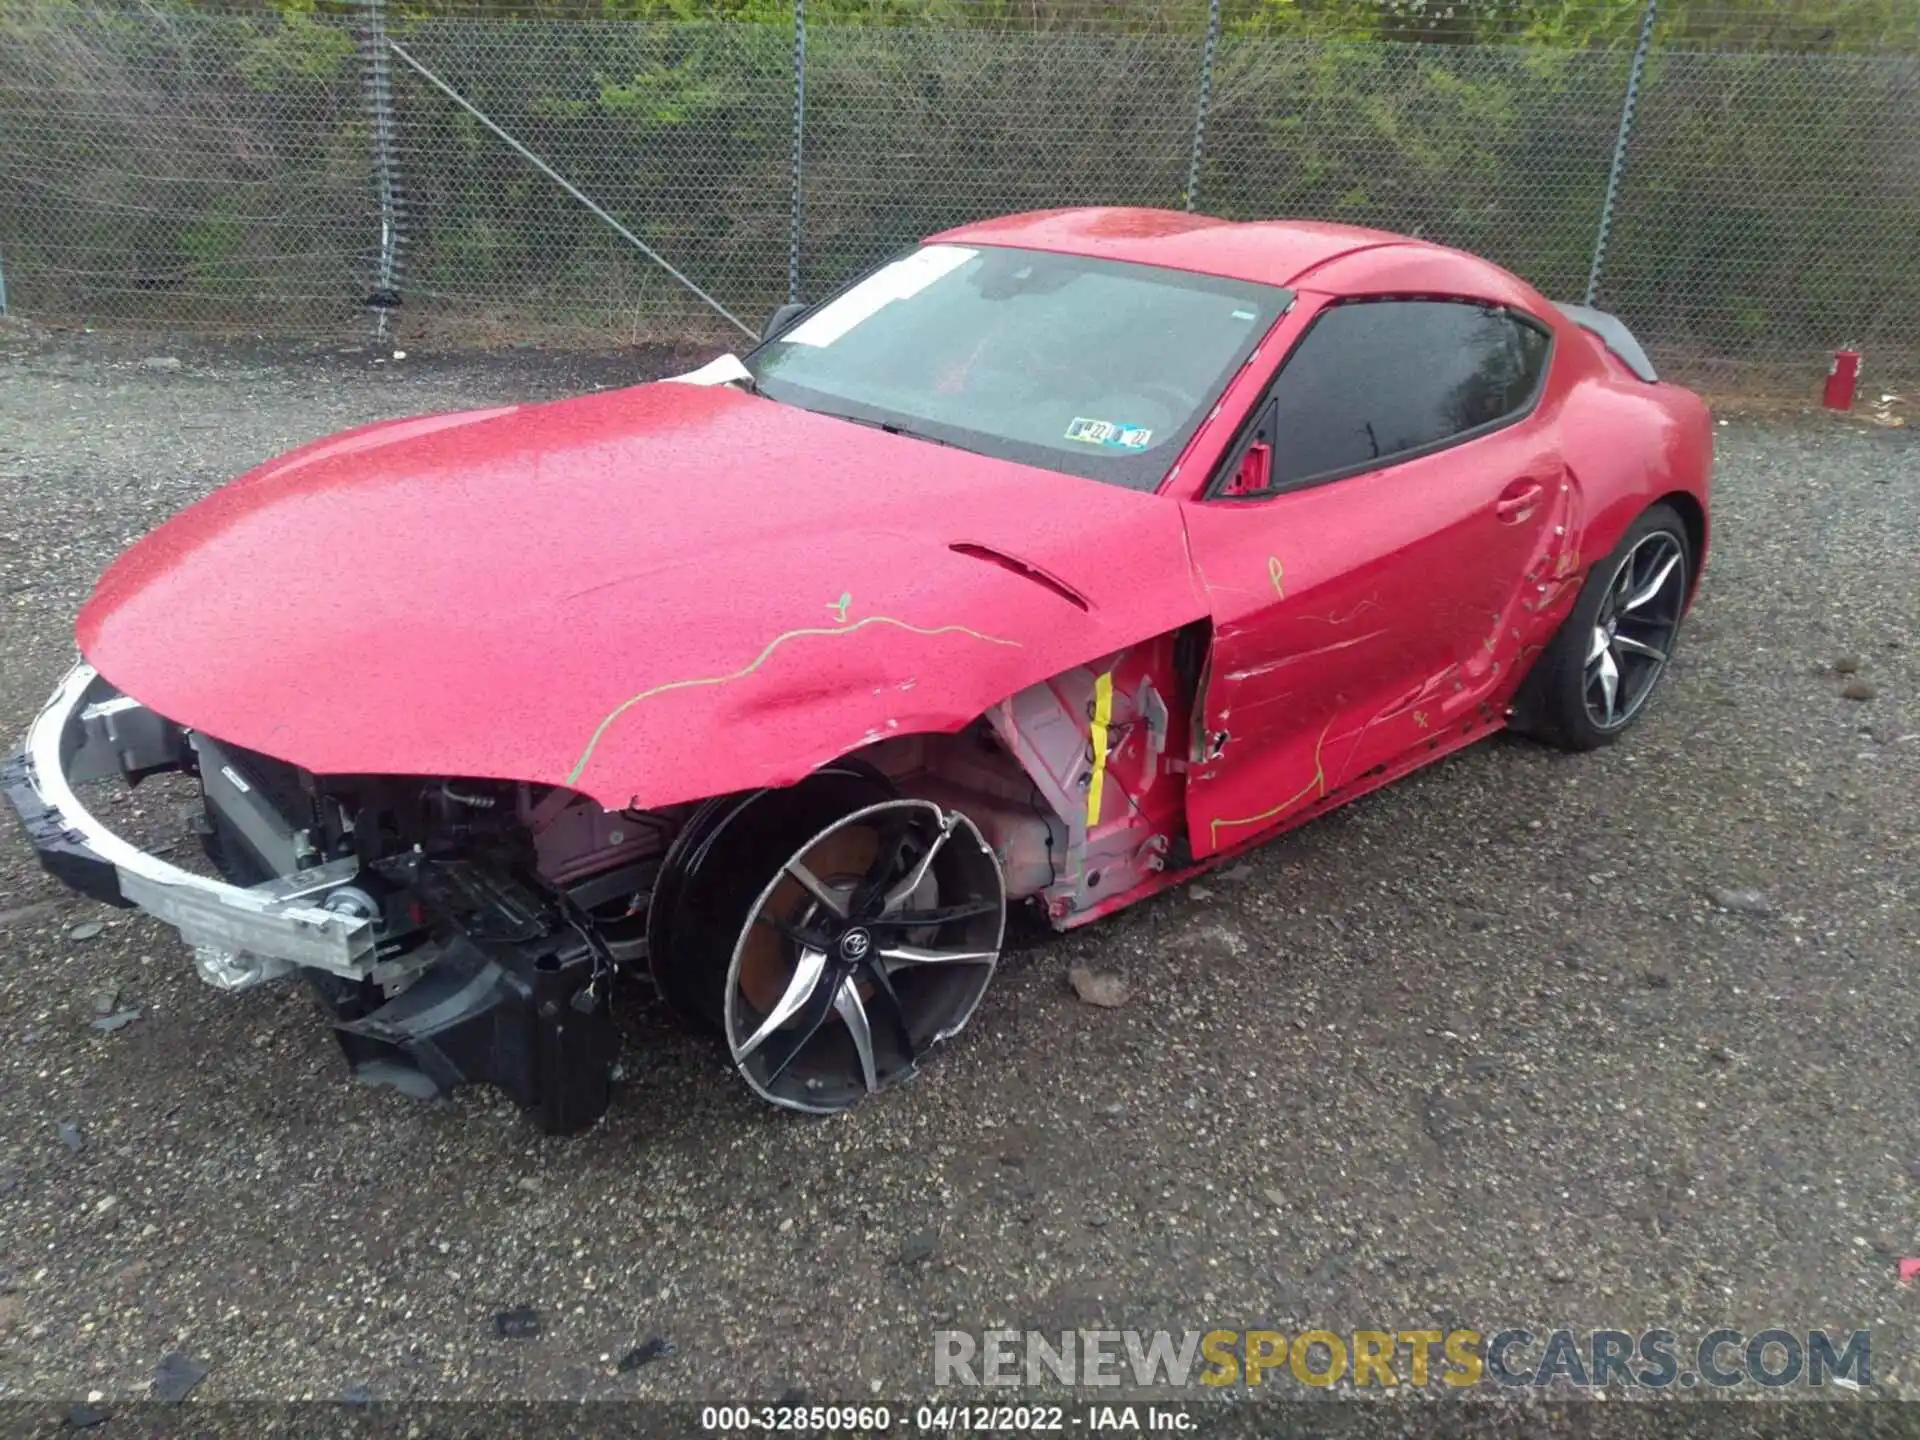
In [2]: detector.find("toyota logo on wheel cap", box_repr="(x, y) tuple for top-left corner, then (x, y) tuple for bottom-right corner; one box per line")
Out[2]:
(839, 928), (873, 962)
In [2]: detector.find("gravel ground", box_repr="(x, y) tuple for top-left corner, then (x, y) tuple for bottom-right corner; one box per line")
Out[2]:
(0, 323), (1915, 1413)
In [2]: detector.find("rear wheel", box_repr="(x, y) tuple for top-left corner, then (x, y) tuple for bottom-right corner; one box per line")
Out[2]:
(1514, 502), (1691, 751)
(649, 770), (1006, 1113)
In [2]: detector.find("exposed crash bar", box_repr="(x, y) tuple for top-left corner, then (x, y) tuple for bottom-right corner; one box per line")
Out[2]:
(13, 664), (377, 977)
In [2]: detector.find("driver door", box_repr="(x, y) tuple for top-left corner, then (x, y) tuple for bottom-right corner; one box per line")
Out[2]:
(1181, 295), (1565, 859)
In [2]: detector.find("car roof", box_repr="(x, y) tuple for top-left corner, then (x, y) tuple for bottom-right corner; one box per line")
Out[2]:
(928, 207), (1532, 301)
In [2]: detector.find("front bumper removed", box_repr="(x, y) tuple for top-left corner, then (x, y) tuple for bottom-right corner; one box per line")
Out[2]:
(3, 664), (378, 985)
(4, 663), (618, 1134)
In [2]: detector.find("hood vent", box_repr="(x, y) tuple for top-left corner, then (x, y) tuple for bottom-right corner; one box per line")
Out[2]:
(949, 542), (1090, 612)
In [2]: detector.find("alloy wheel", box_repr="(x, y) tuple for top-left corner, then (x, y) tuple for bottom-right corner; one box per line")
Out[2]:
(721, 798), (1005, 1113)
(1584, 529), (1686, 731)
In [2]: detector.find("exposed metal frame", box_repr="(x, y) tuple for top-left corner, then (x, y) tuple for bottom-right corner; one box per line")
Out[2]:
(18, 665), (377, 977)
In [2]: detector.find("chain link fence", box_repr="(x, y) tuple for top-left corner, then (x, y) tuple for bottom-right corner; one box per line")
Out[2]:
(2, 0), (1917, 393)
(0, 5), (369, 330)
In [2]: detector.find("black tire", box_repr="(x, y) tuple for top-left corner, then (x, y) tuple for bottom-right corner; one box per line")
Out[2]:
(646, 768), (892, 1026)
(1512, 501), (1692, 752)
(650, 766), (1006, 1114)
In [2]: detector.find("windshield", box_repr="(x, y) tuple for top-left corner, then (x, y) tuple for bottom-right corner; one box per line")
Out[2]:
(745, 245), (1291, 491)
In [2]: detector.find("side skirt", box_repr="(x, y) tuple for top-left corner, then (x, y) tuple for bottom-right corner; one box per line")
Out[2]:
(1059, 717), (1502, 928)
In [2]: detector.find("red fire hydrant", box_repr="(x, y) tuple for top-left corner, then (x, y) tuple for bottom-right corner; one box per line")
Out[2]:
(1824, 348), (1861, 411)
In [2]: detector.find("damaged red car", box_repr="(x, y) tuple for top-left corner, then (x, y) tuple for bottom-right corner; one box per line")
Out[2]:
(5, 208), (1712, 1132)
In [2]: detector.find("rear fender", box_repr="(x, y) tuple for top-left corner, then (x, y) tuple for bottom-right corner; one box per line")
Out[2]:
(1508, 372), (1712, 715)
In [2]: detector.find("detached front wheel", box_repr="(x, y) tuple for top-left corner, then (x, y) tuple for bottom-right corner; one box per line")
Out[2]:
(650, 769), (1006, 1114)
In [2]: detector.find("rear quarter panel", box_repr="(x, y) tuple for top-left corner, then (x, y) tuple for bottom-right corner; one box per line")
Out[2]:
(1281, 240), (1713, 580)
(1551, 323), (1714, 590)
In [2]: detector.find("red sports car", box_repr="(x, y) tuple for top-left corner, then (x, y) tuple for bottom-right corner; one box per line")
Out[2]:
(6, 209), (1711, 1131)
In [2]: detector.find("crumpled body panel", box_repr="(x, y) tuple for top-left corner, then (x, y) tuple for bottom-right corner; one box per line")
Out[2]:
(78, 382), (1203, 810)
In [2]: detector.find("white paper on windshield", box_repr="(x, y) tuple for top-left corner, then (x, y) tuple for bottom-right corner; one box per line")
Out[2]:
(781, 245), (979, 348)
(662, 352), (754, 387)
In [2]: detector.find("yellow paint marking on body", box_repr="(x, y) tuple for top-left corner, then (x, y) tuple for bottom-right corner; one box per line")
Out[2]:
(1085, 670), (1115, 830)
(1208, 718), (1334, 845)
(1303, 596), (1380, 627)
(568, 613), (1022, 786)
(1268, 556), (1286, 598)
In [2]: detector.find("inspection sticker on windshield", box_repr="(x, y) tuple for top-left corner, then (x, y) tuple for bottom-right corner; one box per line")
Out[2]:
(1065, 417), (1153, 450)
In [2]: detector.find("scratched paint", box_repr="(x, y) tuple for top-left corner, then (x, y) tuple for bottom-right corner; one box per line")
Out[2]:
(1208, 717), (1334, 844)
(1532, 577), (1573, 611)
(1302, 597), (1381, 626)
(568, 601), (1021, 786)
(1224, 628), (1389, 681)
(1268, 556), (1286, 598)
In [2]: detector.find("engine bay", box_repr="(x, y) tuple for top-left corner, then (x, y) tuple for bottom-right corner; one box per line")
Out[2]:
(13, 638), (1195, 1132)
(126, 706), (1097, 1130)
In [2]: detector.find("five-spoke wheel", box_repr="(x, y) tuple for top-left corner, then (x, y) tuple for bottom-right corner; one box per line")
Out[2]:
(725, 798), (1003, 1112)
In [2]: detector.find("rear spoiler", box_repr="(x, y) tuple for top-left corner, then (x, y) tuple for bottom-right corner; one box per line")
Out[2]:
(1553, 302), (1658, 383)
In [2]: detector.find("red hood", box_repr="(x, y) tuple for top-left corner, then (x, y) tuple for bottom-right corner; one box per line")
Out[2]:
(78, 381), (1203, 809)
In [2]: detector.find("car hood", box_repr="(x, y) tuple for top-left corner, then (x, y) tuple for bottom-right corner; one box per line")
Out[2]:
(78, 380), (1204, 809)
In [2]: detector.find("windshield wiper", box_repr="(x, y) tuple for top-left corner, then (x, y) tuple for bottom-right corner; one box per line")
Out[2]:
(879, 420), (954, 449)
(819, 410), (955, 449)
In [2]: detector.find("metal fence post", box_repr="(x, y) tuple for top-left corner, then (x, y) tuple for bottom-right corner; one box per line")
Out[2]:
(787, 0), (806, 305)
(1183, 0), (1222, 212)
(358, 0), (403, 336)
(1585, 0), (1657, 306)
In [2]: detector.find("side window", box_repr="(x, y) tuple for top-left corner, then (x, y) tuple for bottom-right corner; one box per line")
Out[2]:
(1258, 299), (1551, 489)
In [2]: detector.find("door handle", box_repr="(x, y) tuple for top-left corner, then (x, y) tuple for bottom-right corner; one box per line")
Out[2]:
(1494, 481), (1545, 523)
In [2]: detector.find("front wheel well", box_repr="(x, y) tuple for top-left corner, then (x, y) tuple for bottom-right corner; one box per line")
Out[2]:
(819, 625), (1207, 921)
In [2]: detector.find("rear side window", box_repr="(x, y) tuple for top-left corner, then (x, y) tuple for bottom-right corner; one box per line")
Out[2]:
(1263, 299), (1551, 488)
